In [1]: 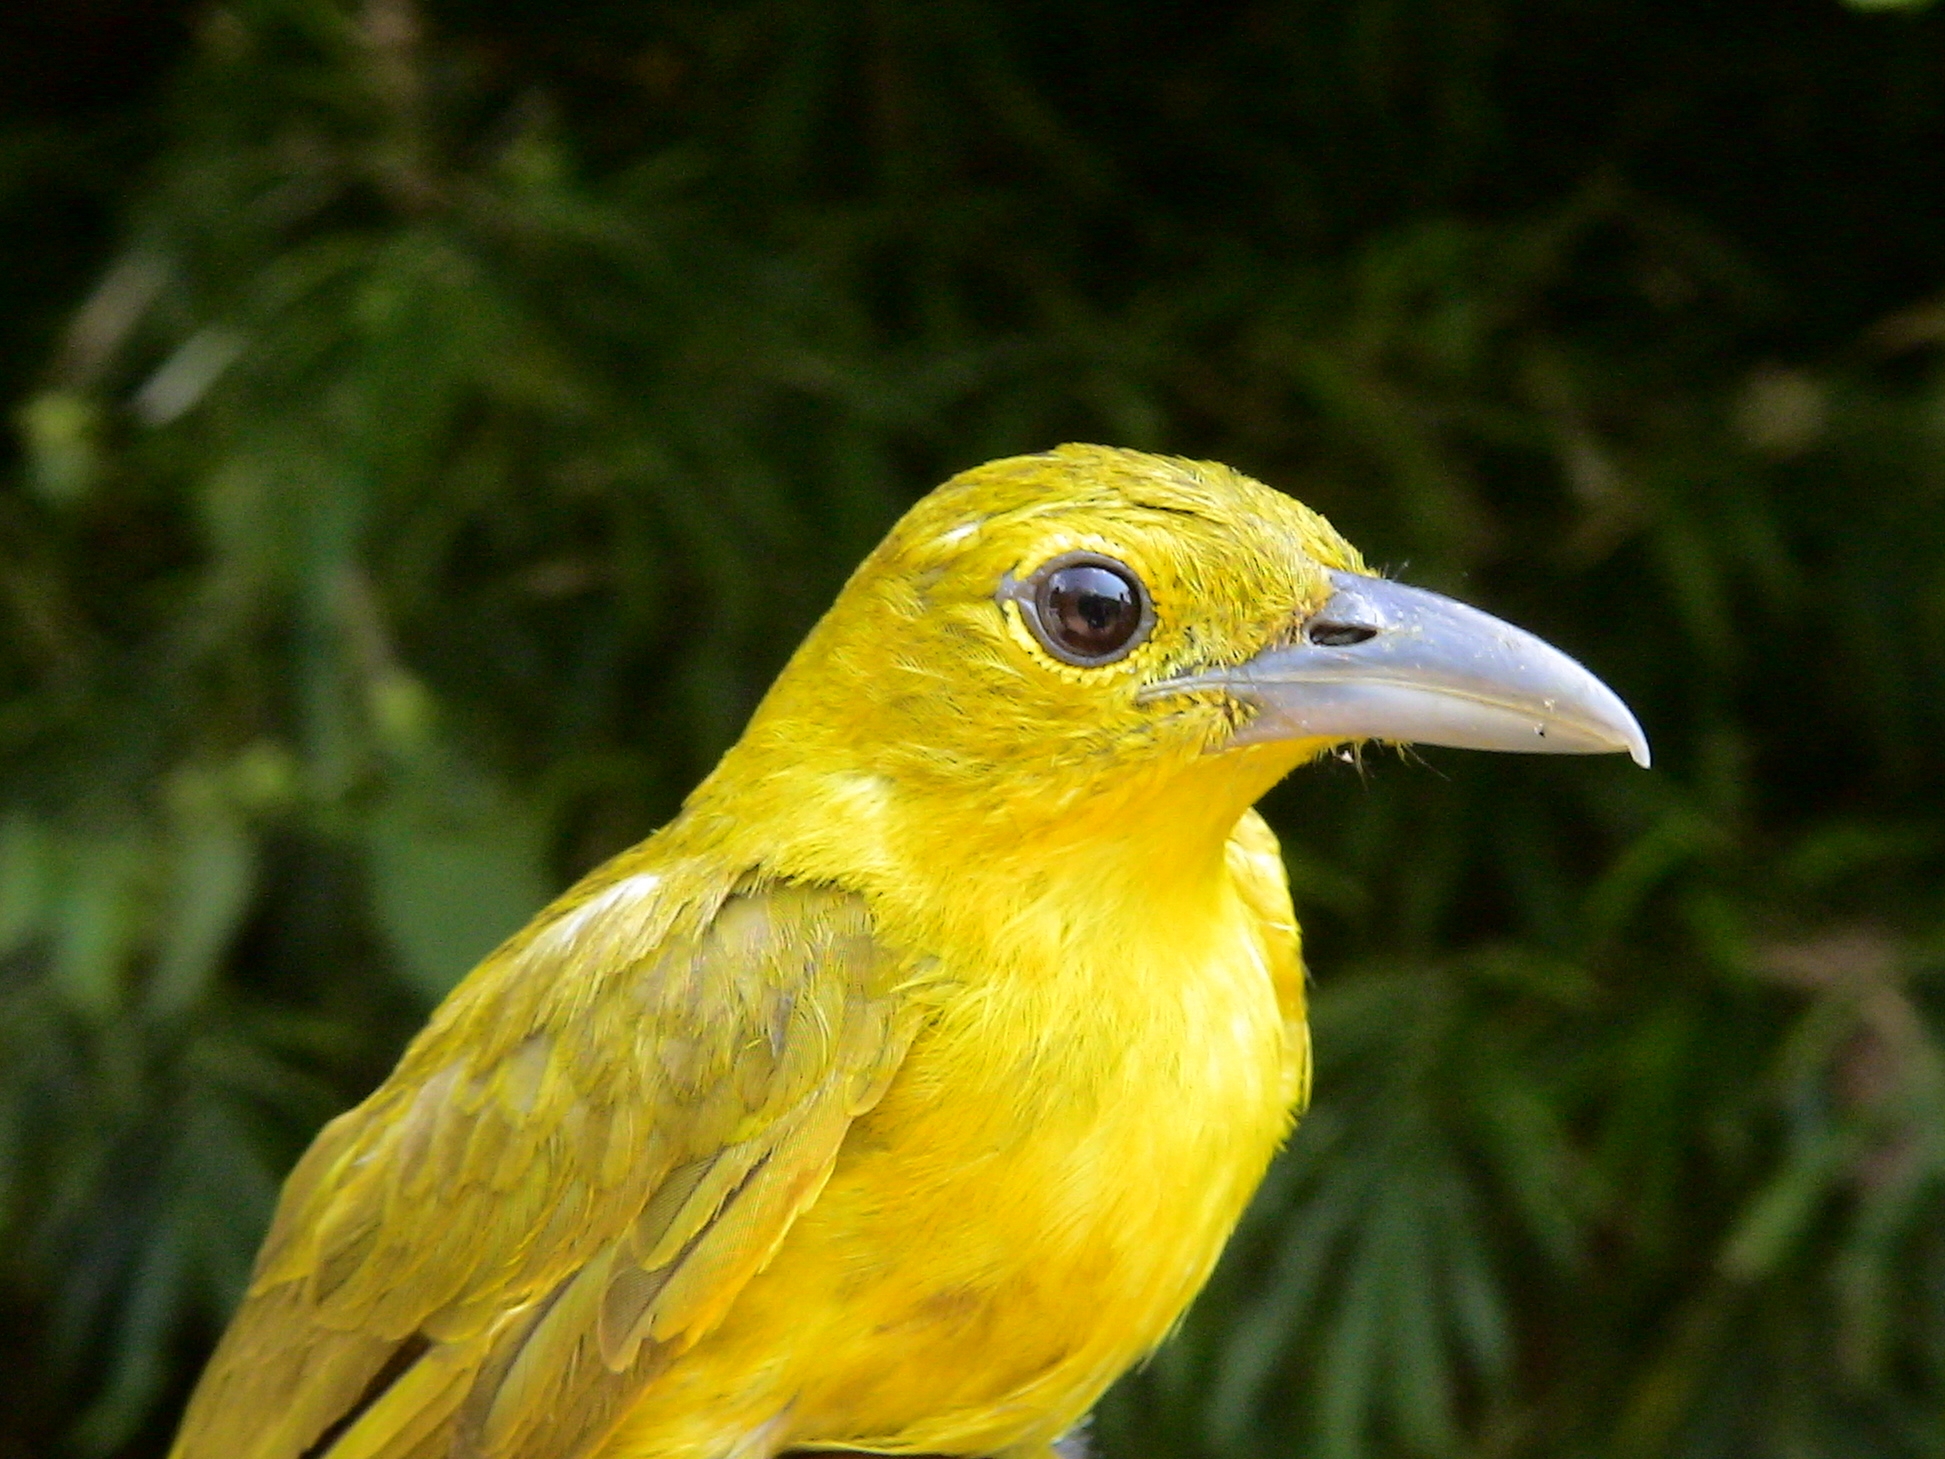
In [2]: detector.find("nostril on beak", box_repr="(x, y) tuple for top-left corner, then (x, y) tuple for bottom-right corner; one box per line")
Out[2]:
(1304, 621), (1379, 648)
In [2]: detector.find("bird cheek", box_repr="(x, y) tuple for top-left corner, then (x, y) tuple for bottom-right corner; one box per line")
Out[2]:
(1136, 696), (1241, 763)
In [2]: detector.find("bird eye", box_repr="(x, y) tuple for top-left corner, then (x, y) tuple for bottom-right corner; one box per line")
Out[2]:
(1012, 553), (1153, 666)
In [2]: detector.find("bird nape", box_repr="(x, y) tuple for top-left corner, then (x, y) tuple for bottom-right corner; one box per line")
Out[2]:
(170, 445), (1646, 1459)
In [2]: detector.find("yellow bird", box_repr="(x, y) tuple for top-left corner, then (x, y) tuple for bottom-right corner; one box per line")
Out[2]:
(172, 445), (1646, 1459)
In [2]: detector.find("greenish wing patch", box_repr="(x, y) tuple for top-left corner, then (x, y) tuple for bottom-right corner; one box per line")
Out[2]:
(168, 875), (920, 1459)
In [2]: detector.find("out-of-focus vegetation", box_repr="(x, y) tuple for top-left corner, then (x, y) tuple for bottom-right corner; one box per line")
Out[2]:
(4, 1), (1945, 1455)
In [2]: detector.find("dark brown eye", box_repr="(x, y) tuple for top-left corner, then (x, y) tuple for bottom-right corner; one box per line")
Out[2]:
(1015, 553), (1153, 665)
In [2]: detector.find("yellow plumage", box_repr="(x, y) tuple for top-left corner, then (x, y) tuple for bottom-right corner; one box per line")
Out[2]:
(172, 444), (1643, 1459)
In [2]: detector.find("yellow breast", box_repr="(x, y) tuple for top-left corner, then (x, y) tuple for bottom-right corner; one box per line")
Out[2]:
(605, 822), (1301, 1458)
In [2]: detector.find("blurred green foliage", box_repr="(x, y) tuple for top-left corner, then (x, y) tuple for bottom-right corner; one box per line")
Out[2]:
(4, 1), (1945, 1455)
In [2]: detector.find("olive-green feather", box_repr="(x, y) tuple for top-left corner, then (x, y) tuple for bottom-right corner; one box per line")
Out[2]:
(169, 869), (920, 1459)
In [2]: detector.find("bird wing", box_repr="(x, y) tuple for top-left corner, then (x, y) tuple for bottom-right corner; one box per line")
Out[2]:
(171, 867), (923, 1459)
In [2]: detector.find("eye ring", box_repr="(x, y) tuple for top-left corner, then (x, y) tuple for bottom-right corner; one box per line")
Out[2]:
(998, 551), (1155, 667)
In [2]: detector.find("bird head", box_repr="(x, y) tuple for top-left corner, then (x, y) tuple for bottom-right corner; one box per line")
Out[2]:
(709, 444), (1645, 883)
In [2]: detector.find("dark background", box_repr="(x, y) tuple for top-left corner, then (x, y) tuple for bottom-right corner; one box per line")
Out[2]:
(5, 1), (1945, 1455)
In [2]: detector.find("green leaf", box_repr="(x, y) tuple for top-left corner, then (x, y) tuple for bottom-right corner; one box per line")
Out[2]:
(0, 812), (52, 953)
(50, 832), (150, 1020)
(365, 772), (552, 1001)
(149, 777), (258, 1020)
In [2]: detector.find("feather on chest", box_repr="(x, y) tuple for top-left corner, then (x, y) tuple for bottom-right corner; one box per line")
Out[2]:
(870, 864), (1297, 1234)
(695, 854), (1304, 1455)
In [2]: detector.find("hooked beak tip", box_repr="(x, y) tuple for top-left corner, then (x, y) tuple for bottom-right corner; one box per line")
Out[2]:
(1621, 721), (1652, 770)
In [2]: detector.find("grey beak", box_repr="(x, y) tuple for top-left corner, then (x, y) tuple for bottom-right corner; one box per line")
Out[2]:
(1145, 570), (1650, 767)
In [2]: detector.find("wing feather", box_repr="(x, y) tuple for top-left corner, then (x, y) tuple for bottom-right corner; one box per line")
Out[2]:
(170, 867), (922, 1459)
